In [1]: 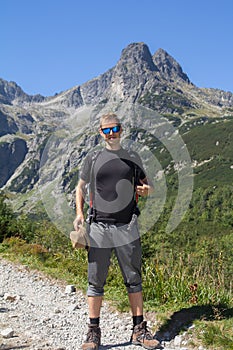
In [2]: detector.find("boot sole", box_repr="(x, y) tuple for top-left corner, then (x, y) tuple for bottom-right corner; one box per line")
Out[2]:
(131, 340), (161, 349)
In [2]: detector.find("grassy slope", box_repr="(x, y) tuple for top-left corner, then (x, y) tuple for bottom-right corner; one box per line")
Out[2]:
(182, 119), (233, 188)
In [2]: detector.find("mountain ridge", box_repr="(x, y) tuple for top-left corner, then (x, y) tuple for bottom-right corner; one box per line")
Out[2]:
(0, 42), (232, 215)
(1, 42), (232, 107)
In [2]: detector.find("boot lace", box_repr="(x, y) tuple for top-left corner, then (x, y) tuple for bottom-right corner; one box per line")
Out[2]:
(136, 321), (154, 340)
(86, 327), (100, 344)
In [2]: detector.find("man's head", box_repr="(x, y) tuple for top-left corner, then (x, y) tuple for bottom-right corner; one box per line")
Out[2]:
(99, 113), (122, 149)
(99, 113), (121, 128)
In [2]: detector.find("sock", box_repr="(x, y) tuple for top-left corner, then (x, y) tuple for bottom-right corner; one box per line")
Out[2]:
(133, 315), (143, 327)
(90, 317), (100, 326)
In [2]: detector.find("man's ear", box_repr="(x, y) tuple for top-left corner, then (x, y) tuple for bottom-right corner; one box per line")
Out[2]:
(99, 127), (104, 137)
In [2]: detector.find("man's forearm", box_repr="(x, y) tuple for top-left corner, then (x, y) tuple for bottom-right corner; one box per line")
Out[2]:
(73, 181), (87, 229)
(76, 185), (85, 216)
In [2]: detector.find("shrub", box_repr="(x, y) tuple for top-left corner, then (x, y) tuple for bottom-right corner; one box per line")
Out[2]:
(0, 194), (17, 242)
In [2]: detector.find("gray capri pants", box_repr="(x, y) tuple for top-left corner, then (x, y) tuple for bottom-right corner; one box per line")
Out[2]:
(87, 215), (142, 296)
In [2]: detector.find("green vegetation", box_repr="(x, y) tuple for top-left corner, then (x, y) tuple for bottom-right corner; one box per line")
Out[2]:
(62, 165), (80, 192)
(0, 183), (232, 349)
(195, 319), (233, 349)
(8, 159), (40, 193)
(1, 116), (233, 349)
(138, 90), (194, 115)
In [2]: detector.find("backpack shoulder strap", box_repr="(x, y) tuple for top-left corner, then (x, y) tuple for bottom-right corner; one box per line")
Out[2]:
(127, 150), (140, 204)
(90, 150), (102, 184)
(89, 149), (102, 207)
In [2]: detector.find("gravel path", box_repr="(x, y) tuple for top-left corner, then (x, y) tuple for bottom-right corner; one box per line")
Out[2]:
(0, 258), (202, 350)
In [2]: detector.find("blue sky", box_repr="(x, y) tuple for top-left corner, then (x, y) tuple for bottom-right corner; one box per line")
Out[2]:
(1, 0), (233, 96)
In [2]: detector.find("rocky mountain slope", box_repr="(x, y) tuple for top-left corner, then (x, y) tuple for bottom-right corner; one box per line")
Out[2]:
(0, 42), (232, 221)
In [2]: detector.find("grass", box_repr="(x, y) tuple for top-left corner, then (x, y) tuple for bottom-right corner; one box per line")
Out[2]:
(182, 119), (233, 161)
(0, 234), (232, 349)
(191, 318), (233, 349)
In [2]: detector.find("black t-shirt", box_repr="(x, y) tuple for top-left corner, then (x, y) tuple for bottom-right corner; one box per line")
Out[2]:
(80, 148), (145, 224)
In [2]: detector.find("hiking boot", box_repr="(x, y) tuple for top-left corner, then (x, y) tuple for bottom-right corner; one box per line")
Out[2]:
(131, 321), (160, 349)
(82, 324), (101, 350)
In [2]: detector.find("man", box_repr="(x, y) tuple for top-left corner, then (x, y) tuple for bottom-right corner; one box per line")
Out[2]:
(73, 113), (160, 350)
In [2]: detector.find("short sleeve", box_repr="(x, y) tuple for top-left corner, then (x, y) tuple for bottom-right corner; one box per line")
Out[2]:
(136, 156), (146, 182)
(131, 151), (146, 184)
(79, 153), (92, 183)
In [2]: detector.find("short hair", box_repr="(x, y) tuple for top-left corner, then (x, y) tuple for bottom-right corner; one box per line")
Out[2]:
(100, 113), (121, 127)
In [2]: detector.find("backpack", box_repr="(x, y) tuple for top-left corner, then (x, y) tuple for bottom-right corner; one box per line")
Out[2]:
(86, 149), (140, 225)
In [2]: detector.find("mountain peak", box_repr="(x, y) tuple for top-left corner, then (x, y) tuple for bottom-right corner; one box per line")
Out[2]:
(153, 48), (190, 83)
(0, 78), (27, 104)
(0, 78), (45, 104)
(118, 42), (158, 72)
(107, 42), (159, 102)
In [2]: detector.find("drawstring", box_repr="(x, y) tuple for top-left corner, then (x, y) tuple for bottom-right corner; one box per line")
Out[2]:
(127, 214), (137, 231)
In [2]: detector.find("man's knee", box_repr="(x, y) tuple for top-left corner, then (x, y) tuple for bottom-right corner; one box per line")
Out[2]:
(126, 282), (142, 294)
(87, 284), (104, 297)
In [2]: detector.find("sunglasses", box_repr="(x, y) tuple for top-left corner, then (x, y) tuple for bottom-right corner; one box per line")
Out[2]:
(101, 125), (121, 135)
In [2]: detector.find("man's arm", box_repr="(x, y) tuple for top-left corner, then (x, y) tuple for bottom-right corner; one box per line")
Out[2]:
(73, 178), (87, 231)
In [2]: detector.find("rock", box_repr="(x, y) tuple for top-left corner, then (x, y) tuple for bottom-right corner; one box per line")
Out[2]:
(67, 304), (80, 312)
(0, 111), (18, 136)
(54, 307), (62, 314)
(0, 138), (28, 188)
(153, 48), (190, 83)
(65, 285), (76, 294)
(1, 327), (14, 338)
(4, 293), (21, 303)
(174, 334), (183, 346)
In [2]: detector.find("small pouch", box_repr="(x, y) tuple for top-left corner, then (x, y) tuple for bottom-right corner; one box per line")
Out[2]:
(70, 225), (90, 250)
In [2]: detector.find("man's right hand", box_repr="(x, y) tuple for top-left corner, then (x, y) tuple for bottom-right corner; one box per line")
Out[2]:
(73, 214), (84, 231)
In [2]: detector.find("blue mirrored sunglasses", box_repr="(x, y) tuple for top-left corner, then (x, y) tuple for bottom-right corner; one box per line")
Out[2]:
(101, 125), (121, 135)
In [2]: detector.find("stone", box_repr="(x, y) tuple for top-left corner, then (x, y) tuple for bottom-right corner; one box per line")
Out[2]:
(4, 293), (21, 303)
(65, 285), (76, 294)
(174, 335), (183, 346)
(1, 327), (14, 338)
(67, 304), (80, 312)
(54, 307), (62, 314)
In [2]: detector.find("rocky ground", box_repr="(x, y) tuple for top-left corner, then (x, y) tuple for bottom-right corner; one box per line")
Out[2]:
(0, 258), (205, 350)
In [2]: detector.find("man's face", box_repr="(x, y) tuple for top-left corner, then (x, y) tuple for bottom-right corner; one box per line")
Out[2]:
(99, 121), (122, 146)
